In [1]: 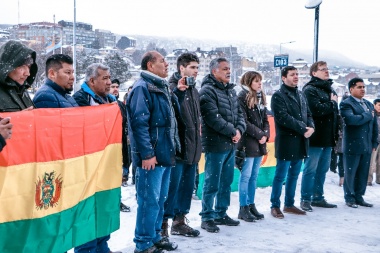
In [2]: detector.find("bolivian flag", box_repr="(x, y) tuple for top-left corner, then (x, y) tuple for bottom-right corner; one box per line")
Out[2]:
(0, 105), (122, 253)
(196, 116), (276, 197)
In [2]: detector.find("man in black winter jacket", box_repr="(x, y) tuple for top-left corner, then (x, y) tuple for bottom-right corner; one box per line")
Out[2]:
(162, 53), (202, 238)
(0, 40), (37, 112)
(270, 66), (314, 219)
(199, 57), (246, 233)
(300, 61), (339, 212)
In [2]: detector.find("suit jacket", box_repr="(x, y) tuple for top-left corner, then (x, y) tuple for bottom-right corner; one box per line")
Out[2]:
(271, 84), (314, 160)
(340, 96), (378, 154)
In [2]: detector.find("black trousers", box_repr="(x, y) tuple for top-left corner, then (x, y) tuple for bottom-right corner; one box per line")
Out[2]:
(331, 151), (345, 178)
(343, 153), (371, 203)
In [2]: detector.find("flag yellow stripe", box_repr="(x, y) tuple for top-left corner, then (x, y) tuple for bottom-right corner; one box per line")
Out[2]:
(261, 142), (276, 167)
(0, 143), (122, 223)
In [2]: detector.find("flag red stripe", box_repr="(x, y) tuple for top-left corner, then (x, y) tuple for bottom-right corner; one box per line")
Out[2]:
(0, 104), (122, 166)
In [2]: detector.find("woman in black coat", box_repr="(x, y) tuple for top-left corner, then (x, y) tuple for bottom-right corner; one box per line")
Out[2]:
(237, 71), (270, 222)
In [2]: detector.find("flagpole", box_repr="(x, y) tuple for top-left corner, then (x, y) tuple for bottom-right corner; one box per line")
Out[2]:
(53, 14), (55, 54)
(73, 0), (77, 91)
(60, 29), (63, 54)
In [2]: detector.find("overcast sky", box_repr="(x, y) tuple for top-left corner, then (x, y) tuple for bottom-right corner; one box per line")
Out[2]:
(2, 0), (380, 67)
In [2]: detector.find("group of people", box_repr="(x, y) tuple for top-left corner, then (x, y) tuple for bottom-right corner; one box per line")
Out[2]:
(0, 39), (378, 253)
(270, 62), (378, 219)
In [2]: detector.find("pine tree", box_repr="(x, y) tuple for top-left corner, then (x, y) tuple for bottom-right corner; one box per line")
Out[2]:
(104, 53), (131, 84)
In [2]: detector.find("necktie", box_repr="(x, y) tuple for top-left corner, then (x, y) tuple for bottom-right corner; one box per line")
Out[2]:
(360, 101), (369, 112)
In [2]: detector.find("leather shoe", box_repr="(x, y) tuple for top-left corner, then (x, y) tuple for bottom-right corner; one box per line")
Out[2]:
(356, 201), (373, 207)
(346, 202), (358, 208)
(271, 207), (284, 219)
(283, 206), (306, 215)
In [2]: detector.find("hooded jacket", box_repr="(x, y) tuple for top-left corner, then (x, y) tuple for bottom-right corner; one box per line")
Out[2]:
(169, 72), (202, 164)
(302, 76), (338, 147)
(0, 40), (37, 112)
(199, 74), (246, 153)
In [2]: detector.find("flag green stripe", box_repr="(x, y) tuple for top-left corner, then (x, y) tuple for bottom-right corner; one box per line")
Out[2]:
(0, 188), (120, 253)
(196, 166), (276, 199)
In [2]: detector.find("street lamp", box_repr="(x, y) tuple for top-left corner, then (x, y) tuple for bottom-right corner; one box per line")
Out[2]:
(305, 0), (323, 63)
(280, 41), (296, 55)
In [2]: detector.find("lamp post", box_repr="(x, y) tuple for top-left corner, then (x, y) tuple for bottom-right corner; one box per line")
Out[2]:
(280, 41), (296, 55)
(278, 41), (295, 85)
(305, 0), (323, 63)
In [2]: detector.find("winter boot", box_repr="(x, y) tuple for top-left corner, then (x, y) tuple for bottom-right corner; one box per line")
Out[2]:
(238, 206), (256, 222)
(171, 214), (200, 237)
(122, 175), (128, 187)
(154, 237), (178, 251)
(249, 204), (264, 219)
(161, 219), (169, 238)
(201, 220), (220, 233)
(214, 214), (240, 226)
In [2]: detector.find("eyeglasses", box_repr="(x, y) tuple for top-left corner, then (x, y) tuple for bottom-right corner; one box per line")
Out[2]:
(318, 68), (329, 72)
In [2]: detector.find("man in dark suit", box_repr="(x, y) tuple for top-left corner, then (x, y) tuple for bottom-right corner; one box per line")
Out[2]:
(340, 77), (378, 208)
(270, 66), (314, 219)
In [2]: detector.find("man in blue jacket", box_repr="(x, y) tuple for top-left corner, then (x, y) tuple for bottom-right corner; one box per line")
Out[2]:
(340, 77), (378, 208)
(127, 51), (179, 253)
(33, 54), (78, 108)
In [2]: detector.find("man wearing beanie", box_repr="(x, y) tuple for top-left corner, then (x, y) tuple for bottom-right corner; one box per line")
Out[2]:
(0, 40), (37, 112)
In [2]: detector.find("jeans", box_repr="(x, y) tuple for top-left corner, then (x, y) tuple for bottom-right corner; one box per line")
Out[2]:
(134, 166), (171, 252)
(270, 159), (303, 208)
(239, 156), (263, 206)
(200, 150), (235, 221)
(74, 235), (110, 253)
(164, 160), (197, 219)
(301, 147), (332, 202)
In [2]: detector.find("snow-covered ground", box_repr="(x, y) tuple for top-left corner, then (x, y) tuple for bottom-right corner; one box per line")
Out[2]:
(85, 171), (380, 253)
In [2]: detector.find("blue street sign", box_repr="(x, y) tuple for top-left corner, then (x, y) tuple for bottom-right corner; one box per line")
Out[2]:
(274, 55), (289, 68)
